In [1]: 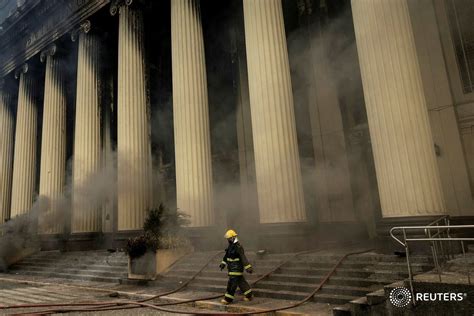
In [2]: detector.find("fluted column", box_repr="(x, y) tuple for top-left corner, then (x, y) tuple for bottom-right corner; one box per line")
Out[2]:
(115, 3), (152, 231)
(351, 0), (446, 217)
(0, 87), (15, 223)
(38, 46), (67, 234)
(243, 0), (306, 223)
(171, 0), (214, 227)
(10, 65), (38, 217)
(72, 24), (102, 233)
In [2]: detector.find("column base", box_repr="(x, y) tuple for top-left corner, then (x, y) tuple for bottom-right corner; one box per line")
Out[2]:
(64, 232), (105, 251)
(256, 221), (369, 253)
(113, 230), (142, 249)
(183, 226), (221, 251)
(106, 228), (224, 251)
(449, 216), (474, 236)
(39, 234), (68, 251)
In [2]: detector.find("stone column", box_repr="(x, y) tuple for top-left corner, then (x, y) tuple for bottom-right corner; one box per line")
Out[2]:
(351, 0), (446, 217)
(113, 3), (152, 231)
(171, 0), (214, 227)
(38, 45), (67, 234)
(72, 22), (102, 233)
(407, 0), (473, 215)
(10, 64), (39, 217)
(0, 86), (15, 223)
(243, 0), (306, 223)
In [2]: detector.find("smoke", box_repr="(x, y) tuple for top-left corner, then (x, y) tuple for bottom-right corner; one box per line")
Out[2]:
(0, 199), (41, 271)
(286, 4), (378, 236)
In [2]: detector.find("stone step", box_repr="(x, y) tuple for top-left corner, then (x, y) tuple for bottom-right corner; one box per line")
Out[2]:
(10, 265), (127, 278)
(276, 267), (371, 278)
(23, 252), (128, 260)
(169, 266), (371, 280)
(314, 293), (360, 305)
(168, 275), (227, 287)
(320, 284), (372, 297)
(342, 254), (432, 263)
(348, 296), (369, 315)
(366, 289), (386, 306)
(164, 274), (374, 303)
(174, 260), (281, 270)
(332, 303), (351, 316)
(372, 261), (432, 272)
(12, 262), (127, 272)
(255, 287), (358, 305)
(27, 251), (129, 260)
(327, 276), (393, 287)
(263, 273), (322, 284)
(368, 270), (408, 280)
(292, 254), (429, 263)
(184, 281), (358, 305)
(253, 280), (317, 293)
(10, 269), (122, 283)
(382, 281), (405, 295)
(285, 261), (372, 269)
(169, 269), (264, 279)
(286, 259), (430, 271)
(164, 274), (391, 292)
(252, 280), (371, 299)
(253, 287), (308, 301)
(19, 257), (128, 267)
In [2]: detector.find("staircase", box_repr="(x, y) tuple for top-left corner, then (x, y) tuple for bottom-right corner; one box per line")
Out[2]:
(6, 250), (128, 283)
(158, 251), (433, 308)
(4, 249), (434, 313)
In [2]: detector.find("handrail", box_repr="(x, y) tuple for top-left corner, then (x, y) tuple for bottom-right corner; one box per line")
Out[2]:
(389, 225), (474, 246)
(392, 224), (472, 230)
(389, 219), (473, 306)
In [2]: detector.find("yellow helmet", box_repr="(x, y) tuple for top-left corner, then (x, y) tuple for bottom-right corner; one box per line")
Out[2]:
(224, 229), (238, 239)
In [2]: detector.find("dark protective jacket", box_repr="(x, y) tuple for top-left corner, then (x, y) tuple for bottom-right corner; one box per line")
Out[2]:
(221, 242), (252, 276)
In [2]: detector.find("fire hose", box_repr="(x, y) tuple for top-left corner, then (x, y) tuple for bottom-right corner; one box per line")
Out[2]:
(2, 246), (374, 315)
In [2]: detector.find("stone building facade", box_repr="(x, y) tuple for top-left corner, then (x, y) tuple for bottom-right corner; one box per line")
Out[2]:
(0, 0), (472, 249)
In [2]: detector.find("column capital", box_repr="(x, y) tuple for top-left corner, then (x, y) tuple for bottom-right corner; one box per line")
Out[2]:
(110, 0), (148, 16)
(70, 20), (91, 42)
(110, 0), (132, 16)
(40, 44), (58, 63)
(297, 0), (313, 16)
(14, 64), (28, 79)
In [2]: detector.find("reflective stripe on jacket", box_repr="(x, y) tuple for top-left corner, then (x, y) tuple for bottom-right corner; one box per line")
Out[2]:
(222, 242), (252, 276)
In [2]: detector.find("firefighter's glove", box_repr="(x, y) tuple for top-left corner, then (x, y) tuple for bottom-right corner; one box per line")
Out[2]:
(246, 267), (254, 274)
(219, 263), (226, 271)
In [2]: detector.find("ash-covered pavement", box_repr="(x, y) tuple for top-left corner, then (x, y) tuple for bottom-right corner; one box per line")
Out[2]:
(0, 276), (334, 315)
(0, 279), (194, 315)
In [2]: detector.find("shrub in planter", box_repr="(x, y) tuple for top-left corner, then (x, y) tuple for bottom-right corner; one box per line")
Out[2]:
(125, 233), (159, 259)
(125, 203), (191, 279)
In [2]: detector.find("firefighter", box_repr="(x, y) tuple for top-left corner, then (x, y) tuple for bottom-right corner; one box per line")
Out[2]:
(219, 229), (253, 304)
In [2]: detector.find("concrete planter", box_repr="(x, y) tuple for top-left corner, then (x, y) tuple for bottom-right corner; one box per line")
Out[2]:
(128, 248), (189, 280)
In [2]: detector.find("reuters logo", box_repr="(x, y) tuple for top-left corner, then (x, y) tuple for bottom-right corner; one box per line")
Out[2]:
(389, 287), (412, 307)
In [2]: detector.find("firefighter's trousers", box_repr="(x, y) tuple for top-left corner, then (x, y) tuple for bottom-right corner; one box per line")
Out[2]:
(224, 276), (252, 302)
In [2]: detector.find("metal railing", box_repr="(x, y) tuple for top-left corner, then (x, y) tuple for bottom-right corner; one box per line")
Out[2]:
(390, 216), (474, 304)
